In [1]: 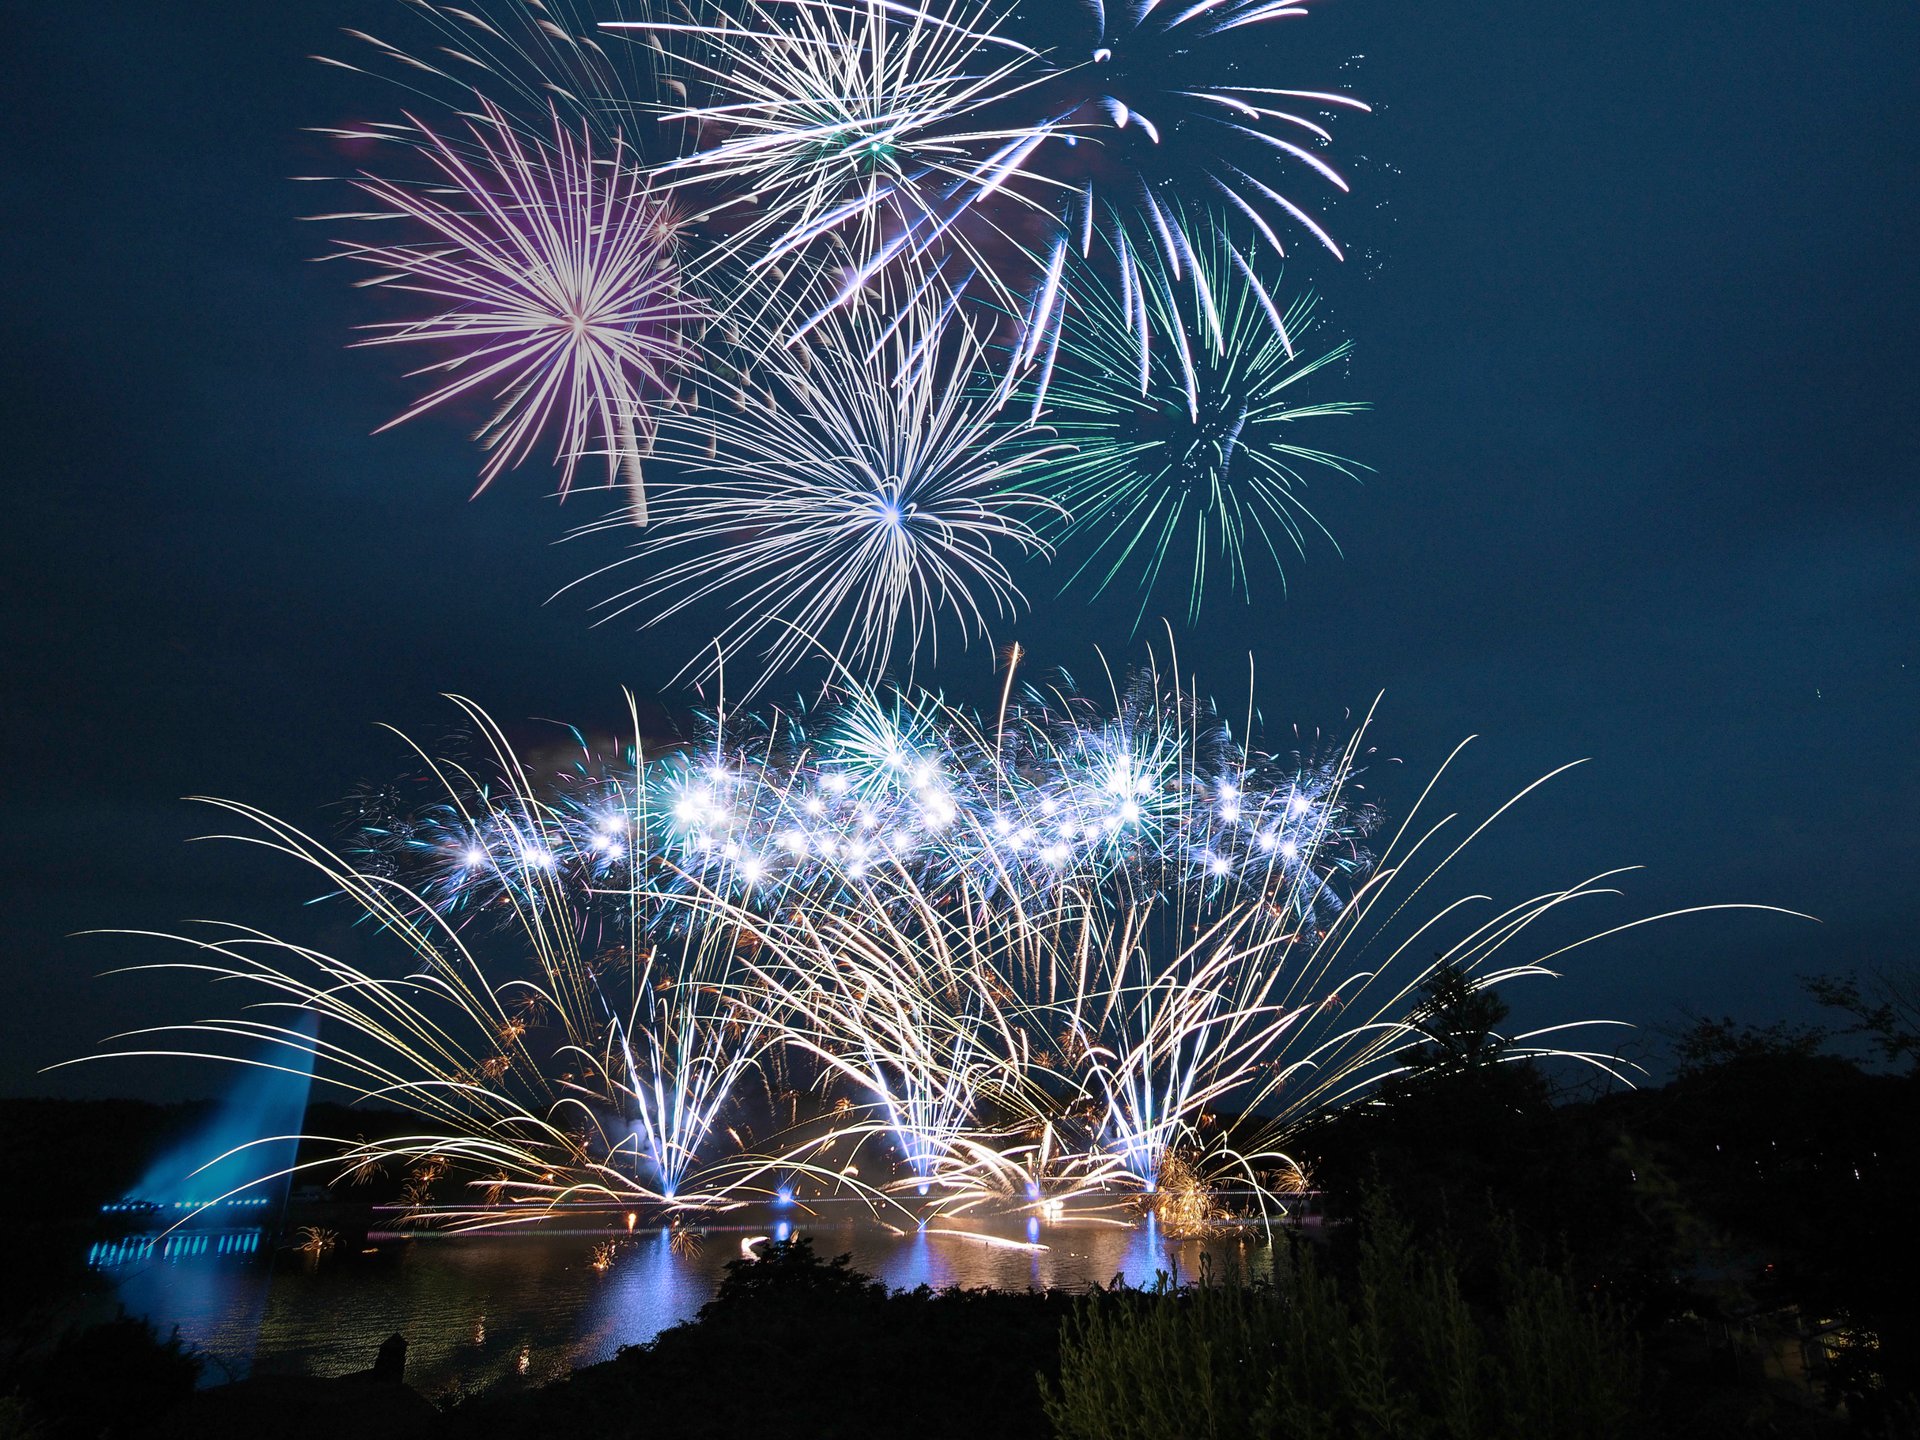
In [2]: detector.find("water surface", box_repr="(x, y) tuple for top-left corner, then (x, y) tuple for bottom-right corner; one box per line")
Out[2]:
(95, 1207), (1283, 1395)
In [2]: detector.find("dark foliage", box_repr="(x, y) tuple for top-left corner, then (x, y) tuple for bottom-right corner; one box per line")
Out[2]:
(451, 1238), (1079, 1439)
(1674, 1015), (1829, 1070)
(1622, 1027), (1919, 1434)
(1045, 1197), (1642, 1440)
(1303, 974), (1919, 1437)
(1804, 965), (1920, 1073)
(1, 1312), (201, 1440)
(694, 1234), (888, 1317)
(1304, 965), (1677, 1317)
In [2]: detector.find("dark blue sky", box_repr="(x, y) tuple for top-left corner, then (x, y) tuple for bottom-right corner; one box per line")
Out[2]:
(2, 1), (1915, 1097)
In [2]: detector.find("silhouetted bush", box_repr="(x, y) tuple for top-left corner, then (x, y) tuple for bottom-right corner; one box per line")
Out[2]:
(452, 1238), (1077, 1439)
(3, 1312), (200, 1440)
(1043, 1196), (1641, 1440)
(693, 1234), (889, 1319)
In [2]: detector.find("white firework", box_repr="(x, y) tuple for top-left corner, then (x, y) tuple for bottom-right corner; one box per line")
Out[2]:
(570, 294), (1066, 693)
(604, 0), (1044, 329)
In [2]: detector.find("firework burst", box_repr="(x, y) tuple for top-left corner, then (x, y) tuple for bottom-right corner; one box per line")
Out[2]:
(568, 294), (1062, 692)
(323, 95), (700, 511)
(961, 0), (1368, 375)
(60, 659), (1789, 1232)
(1019, 229), (1368, 623)
(1004, 0), (1367, 245)
(604, 0), (1042, 330)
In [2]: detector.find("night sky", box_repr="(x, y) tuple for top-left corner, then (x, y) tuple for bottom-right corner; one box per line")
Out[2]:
(3, 1), (1915, 1100)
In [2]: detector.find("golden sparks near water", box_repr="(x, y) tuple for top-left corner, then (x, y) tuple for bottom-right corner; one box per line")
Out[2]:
(62, 655), (1798, 1234)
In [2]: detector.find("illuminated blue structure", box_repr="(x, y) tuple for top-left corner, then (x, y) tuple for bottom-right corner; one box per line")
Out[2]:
(109, 1014), (317, 1222)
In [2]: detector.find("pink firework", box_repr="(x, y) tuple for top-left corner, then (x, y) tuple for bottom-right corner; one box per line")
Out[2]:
(332, 96), (697, 513)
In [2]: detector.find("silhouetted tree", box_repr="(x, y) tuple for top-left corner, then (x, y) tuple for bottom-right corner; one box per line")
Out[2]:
(1395, 960), (1515, 1074)
(1672, 1014), (1826, 1073)
(1805, 964), (1920, 1072)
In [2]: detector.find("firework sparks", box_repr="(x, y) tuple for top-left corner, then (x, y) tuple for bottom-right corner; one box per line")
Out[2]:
(349, 659), (1376, 932)
(1146, 1150), (1222, 1237)
(1019, 229), (1368, 623)
(323, 95), (699, 511)
(292, 1225), (339, 1258)
(567, 293), (1062, 692)
(668, 1219), (707, 1257)
(57, 657), (1791, 1232)
(603, 0), (1041, 326)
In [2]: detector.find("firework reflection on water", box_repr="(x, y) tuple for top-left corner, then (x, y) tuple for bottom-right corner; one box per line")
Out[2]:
(95, 1210), (1276, 1391)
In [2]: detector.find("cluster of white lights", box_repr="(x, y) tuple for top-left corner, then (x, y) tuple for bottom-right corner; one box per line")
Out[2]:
(356, 688), (1374, 929)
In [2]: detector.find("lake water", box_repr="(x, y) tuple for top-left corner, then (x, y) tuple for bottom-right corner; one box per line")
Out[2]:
(91, 1206), (1287, 1396)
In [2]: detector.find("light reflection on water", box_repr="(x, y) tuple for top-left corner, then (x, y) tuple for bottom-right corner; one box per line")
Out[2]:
(97, 1210), (1279, 1395)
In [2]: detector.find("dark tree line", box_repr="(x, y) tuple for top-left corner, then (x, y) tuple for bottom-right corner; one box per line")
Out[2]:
(1303, 961), (1920, 1436)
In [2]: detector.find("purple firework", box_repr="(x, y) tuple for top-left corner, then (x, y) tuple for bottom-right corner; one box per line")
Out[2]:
(329, 95), (699, 514)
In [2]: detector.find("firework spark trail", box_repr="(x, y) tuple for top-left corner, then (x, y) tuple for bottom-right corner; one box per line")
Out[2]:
(311, 0), (660, 147)
(322, 95), (700, 511)
(67, 696), (777, 1216)
(564, 292), (1063, 692)
(1015, 227), (1368, 623)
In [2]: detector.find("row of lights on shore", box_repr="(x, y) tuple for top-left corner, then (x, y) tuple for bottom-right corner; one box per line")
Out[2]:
(100, 1197), (274, 1213)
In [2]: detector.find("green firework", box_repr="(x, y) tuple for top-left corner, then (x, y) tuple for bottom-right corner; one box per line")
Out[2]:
(1022, 231), (1369, 625)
